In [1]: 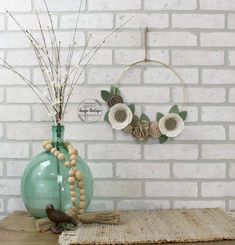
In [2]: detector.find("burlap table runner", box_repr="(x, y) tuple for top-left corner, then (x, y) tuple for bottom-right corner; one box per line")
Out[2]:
(59, 208), (235, 244)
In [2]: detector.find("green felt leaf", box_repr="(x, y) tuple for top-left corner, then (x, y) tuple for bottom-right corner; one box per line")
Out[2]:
(128, 104), (135, 114)
(140, 113), (150, 123)
(110, 85), (120, 95)
(169, 105), (179, 114)
(156, 112), (164, 122)
(101, 90), (110, 102)
(159, 135), (168, 144)
(104, 110), (110, 123)
(179, 111), (187, 121)
(132, 115), (139, 126)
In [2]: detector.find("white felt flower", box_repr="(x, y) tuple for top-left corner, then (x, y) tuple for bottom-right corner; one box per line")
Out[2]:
(159, 113), (184, 137)
(108, 103), (133, 130)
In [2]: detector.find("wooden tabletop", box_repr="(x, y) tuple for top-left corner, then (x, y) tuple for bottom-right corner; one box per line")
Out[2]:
(0, 211), (235, 245)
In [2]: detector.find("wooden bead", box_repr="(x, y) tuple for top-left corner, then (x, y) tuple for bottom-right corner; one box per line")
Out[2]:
(64, 161), (71, 167)
(67, 144), (73, 150)
(50, 148), (57, 154)
(70, 154), (77, 160)
(70, 191), (76, 197)
(80, 189), (85, 195)
(75, 171), (83, 181)
(43, 140), (51, 148)
(64, 142), (70, 148)
(45, 144), (53, 151)
(71, 160), (77, 166)
(78, 209), (84, 214)
(69, 148), (78, 155)
(58, 153), (65, 161)
(79, 201), (86, 209)
(71, 197), (77, 205)
(78, 181), (84, 189)
(69, 185), (75, 191)
(54, 151), (60, 157)
(80, 194), (85, 201)
(68, 177), (75, 185)
(69, 170), (76, 177)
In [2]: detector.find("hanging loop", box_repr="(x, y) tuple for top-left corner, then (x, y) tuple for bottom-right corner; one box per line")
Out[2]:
(114, 27), (187, 110)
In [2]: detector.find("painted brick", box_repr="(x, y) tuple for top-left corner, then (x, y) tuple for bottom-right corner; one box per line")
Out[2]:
(65, 124), (113, 141)
(173, 163), (226, 179)
(144, 144), (198, 160)
(202, 182), (235, 197)
(87, 68), (141, 85)
(88, 31), (141, 47)
(172, 14), (225, 29)
(144, 68), (199, 84)
(88, 162), (113, 178)
(174, 201), (225, 209)
(116, 14), (169, 29)
(120, 87), (170, 103)
(202, 107), (235, 122)
(6, 160), (28, 177)
(229, 201), (235, 210)
(172, 50), (224, 66)
(0, 32), (29, 49)
(116, 162), (170, 179)
(94, 181), (142, 197)
(229, 126), (235, 140)
(87, 200), (114, 212)
(0, 69), (30, 85)
(33, 0), (86, 11)
(0, 0), (31, 12)
(228, 14), (235, 29)
(7, 198), (25, 212)
(145, 182), (198, 197)
(88, 0), (141, 10)
(229, 51), (235, 66)
(115, 49), (169, 65)
(201, 33), (235, 47)
(177, 126), (226, 141)
(200, 0), (235, 10)
(145, 0), (197, 10)
(229, 163), (235, 178)
(7, 123), (50, 140)
(173, 87), (226, 103)
(7, 87), (40, 103)
(0, 89), (3, 103)
(0, 105), (30, 121)
(117, 200), (170, 210)
(202, 144), (235, 159)
(8, 14), (58, 30)
(149, 32), (197, 47)
(0, 143), (29, 158)
(88, 144), (141, 160)
(0, 161), (3, 176)
(0, 179), (21, 195)
(202, 69), (235, 84)
(60, 14), (113, 29)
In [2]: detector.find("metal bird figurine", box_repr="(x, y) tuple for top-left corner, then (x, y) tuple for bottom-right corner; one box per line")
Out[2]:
(45, 204), (77, 234)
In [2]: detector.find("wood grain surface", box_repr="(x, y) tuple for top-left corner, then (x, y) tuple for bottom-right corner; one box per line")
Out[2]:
(0, 211), (234, 245)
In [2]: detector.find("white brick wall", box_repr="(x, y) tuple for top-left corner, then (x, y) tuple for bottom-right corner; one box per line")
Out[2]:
(1, 0), (235, 217)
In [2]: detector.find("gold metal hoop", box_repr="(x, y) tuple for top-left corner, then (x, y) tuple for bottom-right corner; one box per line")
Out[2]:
(115, 58), (187, 110)
(115, 27), (187, 110)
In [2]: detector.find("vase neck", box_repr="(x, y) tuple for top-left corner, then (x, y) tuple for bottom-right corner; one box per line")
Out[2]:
(51, 125), (64, 146)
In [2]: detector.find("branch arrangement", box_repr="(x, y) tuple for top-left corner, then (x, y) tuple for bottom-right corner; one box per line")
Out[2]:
(2, 0), (132, 125)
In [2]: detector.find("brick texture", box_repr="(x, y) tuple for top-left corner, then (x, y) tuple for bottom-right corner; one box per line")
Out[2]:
(0, 0), (234, 217)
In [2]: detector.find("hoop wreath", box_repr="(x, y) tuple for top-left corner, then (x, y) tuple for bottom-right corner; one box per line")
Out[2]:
(100, 56), (188, 144)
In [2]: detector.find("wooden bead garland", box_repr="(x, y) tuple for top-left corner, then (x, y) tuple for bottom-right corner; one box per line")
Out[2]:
(42, 139), (86, 216)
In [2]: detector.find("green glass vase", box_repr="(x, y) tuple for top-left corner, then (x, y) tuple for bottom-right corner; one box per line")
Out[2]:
(21, 125), (93, 219)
